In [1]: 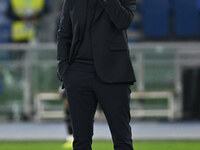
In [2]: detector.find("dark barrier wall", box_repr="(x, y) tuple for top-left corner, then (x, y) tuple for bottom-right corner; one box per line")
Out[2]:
(173, 0), (200, 37)
(183, 68), (200, 119)
(141, 0), (170, 38)
(140, 0), (200, 39)
(0, 0), (10, 43)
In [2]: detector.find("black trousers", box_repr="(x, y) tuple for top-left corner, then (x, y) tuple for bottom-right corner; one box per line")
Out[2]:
(63, 61), (134, 150)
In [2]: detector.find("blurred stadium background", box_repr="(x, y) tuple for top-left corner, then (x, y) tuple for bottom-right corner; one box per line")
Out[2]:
(0, 0), (200, 149)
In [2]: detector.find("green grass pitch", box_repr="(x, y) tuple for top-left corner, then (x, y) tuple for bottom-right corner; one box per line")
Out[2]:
(0, 140), (199, 150)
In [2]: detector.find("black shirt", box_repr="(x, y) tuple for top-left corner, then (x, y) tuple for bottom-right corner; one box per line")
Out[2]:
(73, 0), (97, 67)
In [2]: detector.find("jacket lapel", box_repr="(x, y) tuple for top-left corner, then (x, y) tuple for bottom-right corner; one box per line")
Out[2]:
(70, 0), (104, 62)
(92, 0), (104, 25)
(70, 0), (87, 60)
(76, 0), (104, 39)
(77, 0), (87, 40)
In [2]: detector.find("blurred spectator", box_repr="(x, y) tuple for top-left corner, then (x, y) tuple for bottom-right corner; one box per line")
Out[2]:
(6, 0), (50, 43)
(0, 0), (11, 59)
(58, 86), (73, 148)
(0, 0), (11, 43)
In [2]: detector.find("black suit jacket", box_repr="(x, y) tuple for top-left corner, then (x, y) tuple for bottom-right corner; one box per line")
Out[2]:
(57, 0), (136, 85)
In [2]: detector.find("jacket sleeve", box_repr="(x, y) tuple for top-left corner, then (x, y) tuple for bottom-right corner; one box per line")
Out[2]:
(98, 0), (136, 30)
(57, 0), (73, 62)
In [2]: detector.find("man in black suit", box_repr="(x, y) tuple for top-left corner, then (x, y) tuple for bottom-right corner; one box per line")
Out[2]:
(57, 0), (136, 150)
